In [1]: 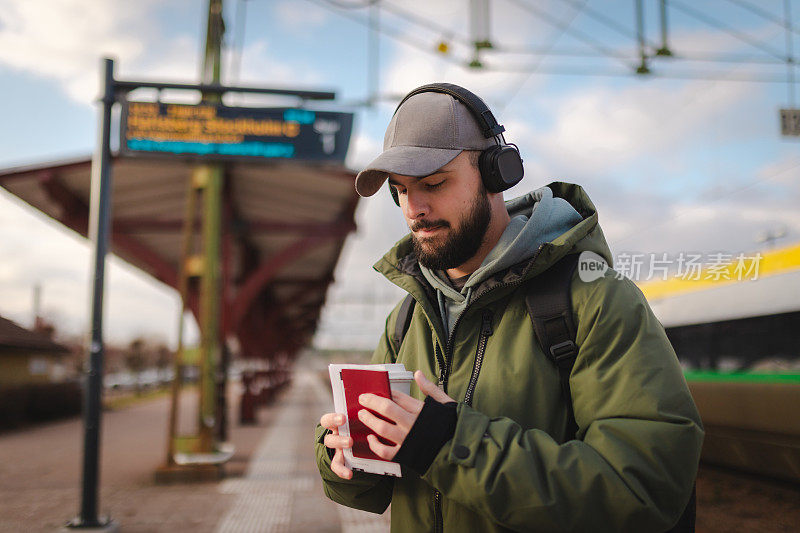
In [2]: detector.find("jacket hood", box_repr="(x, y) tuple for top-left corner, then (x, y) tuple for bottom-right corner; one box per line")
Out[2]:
(374, 182), (615, 337)
(421, 184), (587, 293)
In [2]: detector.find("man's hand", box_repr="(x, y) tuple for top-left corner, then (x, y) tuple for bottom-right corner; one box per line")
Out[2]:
(320, 412), (353, 480)
(358, 370), (454, 461)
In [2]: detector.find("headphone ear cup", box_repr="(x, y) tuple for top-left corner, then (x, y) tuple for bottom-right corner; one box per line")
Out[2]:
(479, 146), (504, 193)
(479, 146), (524, 193)
(478, 147), (498, 191)
(389, 182), (400, 206)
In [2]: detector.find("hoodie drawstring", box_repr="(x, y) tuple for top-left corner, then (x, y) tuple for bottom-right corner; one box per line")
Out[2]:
(436, 289), (449, 339)
(437, 286), (474, 341)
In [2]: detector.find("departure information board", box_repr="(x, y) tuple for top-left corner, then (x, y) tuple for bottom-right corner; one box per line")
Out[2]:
(120, 101), (353, 162)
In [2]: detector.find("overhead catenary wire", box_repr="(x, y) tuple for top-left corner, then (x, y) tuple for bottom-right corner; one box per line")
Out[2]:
(315, 0), (797, 72)
(722, 0), (800, 37)
(498, 0), (589, 115)
(368, 0), (380, 107)
(305, 0), (468, 68)
(321, 0), (378, 8)
(479, 61), (794, 83)
(379, 1), (470, 45)
(557, 0), (657, 47)
(785, 0), (797, 107)
(669, 0), (787, 61)
(303, 0), (800, 109)
(507, 0), (638, 71)
(492, 44), (787, 65)
(228, 0), (248, 85)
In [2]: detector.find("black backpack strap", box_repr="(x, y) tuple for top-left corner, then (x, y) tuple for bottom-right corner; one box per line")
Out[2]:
(525, 253), (696, 531)
(391, 294), (416, 354)
(524, 253), (581, 440)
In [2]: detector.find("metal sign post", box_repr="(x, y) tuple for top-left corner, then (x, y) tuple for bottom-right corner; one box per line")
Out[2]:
(64, 52), (340, 526)
(66, 57), (118, 532)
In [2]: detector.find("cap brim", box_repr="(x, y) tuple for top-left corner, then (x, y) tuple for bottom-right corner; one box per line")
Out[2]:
(355, 146), (462, 197)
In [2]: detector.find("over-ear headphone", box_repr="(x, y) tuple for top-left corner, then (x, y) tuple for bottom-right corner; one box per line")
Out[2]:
(388, 83), (524, 206)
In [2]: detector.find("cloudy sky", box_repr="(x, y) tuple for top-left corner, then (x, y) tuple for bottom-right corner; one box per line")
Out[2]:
(0, 0), (798, 350)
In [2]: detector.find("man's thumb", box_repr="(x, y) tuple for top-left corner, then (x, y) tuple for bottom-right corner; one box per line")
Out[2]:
(414, 370), (450, 403)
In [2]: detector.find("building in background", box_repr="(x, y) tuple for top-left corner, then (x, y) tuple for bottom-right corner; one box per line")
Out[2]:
(0, 315), (71, 385)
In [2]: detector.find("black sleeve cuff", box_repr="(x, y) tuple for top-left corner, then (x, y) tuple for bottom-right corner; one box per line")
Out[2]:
(320, 429), (335, 460)
(393, 396), (457, 475)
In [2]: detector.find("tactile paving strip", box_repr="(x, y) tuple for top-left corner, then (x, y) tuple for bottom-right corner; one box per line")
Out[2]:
(215, 370), (390, 532)
(215, 373), (306, 533)
(309, 369), (391, 533)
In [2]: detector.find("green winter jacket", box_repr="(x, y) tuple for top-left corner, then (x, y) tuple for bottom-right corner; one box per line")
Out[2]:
(315, 182), (704, 533)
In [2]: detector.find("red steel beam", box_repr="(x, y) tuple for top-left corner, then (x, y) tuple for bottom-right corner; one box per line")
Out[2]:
(232, 191), (359, 356)
(38, 174), (179, 288)
(0, 158), (92, 184)
(276, 283), (329, 306)
(113, 217), (355, 235)
(231, 233), (338, 330)
(272, 275), (335, 285)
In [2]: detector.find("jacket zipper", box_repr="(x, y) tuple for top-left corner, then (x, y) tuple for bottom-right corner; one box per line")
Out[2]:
(432, 310), (494, 533)
(435, 344), (447, 387)
(464, 310), (494, 406)
(439, 243), (545, 393)
(434, 490), (443, 533)
(431, 244), (545, 533)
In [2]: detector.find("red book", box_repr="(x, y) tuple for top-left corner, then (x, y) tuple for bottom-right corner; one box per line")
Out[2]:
(340, 369), (395, 461)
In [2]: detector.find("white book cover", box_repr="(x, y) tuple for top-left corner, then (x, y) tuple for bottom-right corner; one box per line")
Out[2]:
(328, 363), (413, 477)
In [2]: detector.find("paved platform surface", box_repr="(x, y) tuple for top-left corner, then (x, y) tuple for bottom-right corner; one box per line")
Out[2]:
(2, 353), (798, 532)
(0, 355), (389, 532)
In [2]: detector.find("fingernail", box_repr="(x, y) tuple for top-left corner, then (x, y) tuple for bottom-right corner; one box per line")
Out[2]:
(336, 415), (344, 424)
(359, 394), (368, 404)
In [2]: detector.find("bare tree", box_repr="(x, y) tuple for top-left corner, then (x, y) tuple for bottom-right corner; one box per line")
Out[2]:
(125, 338), (147, 395)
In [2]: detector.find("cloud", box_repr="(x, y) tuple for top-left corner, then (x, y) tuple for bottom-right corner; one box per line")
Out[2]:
(0, 0), (332, 108)
(523, 81), (753, 179)
(668, 21), (784, 58)
(0, 189), (183, 345)
(595, 154), (800, 261)
(312, 188), (408, 350)
(0, 0), (161, 103)
(274, 0), (329, 35)
(235, 39), (324, 86)
(376, 0), (587, 106)
(218, 39), (329, 108)
(345, 132), (382, 170)
(381, 48), (539, 110)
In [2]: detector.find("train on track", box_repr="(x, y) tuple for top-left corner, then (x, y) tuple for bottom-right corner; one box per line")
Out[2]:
(639, 242), (800, 483)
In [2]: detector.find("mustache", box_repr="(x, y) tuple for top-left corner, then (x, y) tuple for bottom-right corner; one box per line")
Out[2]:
(411, 220), (449, 232)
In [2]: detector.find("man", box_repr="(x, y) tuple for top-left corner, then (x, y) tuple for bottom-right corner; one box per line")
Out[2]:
(315, 84), (703, 532)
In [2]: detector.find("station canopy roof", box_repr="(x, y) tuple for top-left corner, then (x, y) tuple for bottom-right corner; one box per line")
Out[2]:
(0, 154), (359, 353)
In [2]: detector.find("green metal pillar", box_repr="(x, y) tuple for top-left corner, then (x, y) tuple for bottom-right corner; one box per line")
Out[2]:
(198, 0), (224, 453)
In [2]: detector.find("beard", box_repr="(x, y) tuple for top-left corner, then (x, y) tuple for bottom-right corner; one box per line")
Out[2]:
(411, 186), (492, 271)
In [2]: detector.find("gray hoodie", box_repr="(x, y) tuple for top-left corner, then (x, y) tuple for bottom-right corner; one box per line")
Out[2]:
(419, 185), (584, 339)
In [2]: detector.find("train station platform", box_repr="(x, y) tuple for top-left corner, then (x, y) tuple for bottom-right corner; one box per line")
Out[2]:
(0, 354), (389, 532)
(2, 354), (798, 532)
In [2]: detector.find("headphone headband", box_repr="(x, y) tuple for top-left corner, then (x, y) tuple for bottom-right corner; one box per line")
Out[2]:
(394, 83), (506, 139)
(387, 83), (523, 205)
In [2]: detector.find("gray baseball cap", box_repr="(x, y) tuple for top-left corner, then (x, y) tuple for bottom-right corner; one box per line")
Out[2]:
(354, 91), (495, 197)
